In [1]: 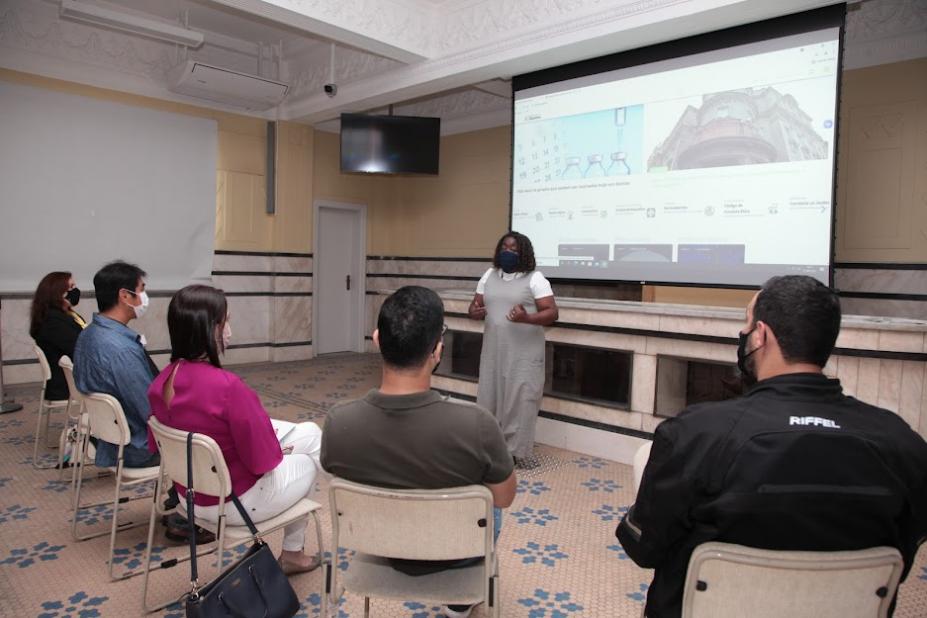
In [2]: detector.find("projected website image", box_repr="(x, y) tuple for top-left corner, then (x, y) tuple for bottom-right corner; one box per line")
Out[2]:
(613, 244), (674, 263)
(647, 86), (830, 172)
(514, 105), (644, 187)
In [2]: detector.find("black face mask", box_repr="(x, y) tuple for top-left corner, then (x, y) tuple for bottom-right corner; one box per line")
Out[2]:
(498, 250), (519, 274)
(65, 287), (81, 307)
(737, 326), (760, 387)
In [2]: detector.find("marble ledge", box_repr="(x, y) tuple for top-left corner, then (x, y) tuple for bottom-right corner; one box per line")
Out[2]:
(428, 290), (927, 334)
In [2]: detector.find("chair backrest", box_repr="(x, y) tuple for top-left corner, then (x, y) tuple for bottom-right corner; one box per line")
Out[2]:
(33, 344), (52, 383)
(682, 542), (904, 618)
(83, 393), (132, 446)
(329, 477), (494, 562)
(632, 441), (652, 495)
(148, 417), (232, 499)
(58, 356), (82, 403)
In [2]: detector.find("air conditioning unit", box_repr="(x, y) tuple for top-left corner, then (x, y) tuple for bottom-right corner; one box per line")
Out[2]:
(169, 60), (288, 111)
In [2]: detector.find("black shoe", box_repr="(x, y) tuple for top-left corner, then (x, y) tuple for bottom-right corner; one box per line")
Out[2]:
(162, 513), (216, 545)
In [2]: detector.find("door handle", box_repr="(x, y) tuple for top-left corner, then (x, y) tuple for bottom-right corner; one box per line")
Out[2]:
(346, 275), (351, 291)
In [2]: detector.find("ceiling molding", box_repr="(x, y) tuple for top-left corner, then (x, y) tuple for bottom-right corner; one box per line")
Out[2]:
(208, 0), (431, 63)
(2, 0), (923, 134)
(279, 0), (837, 123)
(843, 0), (927, 69)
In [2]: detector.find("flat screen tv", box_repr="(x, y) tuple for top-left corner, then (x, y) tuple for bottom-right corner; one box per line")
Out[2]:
(340, 113), (440, 175)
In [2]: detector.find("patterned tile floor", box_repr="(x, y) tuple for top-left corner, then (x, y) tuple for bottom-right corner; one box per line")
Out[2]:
(1, 353), (925, 617)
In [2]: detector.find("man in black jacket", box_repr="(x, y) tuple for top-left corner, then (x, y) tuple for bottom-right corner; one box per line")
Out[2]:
(616, 275), (927, 618)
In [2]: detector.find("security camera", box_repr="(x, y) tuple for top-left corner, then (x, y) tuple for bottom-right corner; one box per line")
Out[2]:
(324, 83), (337, 97)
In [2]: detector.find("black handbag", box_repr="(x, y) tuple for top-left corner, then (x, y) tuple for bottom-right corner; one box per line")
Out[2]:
(182, 432), (300, 618)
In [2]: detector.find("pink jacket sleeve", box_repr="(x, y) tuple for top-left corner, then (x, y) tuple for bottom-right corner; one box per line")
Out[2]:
(226, 376), (282, 476)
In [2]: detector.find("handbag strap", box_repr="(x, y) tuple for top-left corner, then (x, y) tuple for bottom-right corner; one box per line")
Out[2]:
(184, 431), (264, 593)
(186, 432), (199, 590)
(229, 493), (260, 538)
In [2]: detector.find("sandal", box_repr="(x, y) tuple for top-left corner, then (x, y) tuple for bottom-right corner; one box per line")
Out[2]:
(277, 554), (321, 575)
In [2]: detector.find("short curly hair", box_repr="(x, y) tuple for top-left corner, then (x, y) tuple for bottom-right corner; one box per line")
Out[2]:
(492, 231), (536, 273)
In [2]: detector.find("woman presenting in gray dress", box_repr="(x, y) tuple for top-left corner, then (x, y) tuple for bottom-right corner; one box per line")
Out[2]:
(469, 232), (559, 468)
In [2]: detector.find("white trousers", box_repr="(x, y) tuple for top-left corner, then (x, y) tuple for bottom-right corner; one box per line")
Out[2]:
(194, 419), (322, 552)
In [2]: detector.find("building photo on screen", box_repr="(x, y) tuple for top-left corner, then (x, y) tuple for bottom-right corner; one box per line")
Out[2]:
(512, 16), (842, 288)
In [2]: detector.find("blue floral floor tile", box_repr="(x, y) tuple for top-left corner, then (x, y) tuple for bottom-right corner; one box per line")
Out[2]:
(510, 506), (559, 527)
(571, 456), (609, 470)
(1, 542), (66, 568)
(111, 542), (165, 573)
(296, 592), (349, 618)
(512, 541), (569, 567)
(627, 583), (649, 603)
(517, 589), (583, 617)
(2, 356), (926, 618)
(580, 478), (621, 493)
(37, 591), (108, 618)
(0, 503), (38, 524)
(606, 543), (630, 560)
(517, 479), (552, 496)
(591, 504), (628, 523)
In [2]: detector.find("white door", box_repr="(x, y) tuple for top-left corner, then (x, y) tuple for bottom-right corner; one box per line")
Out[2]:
(314, 203), (364, 355)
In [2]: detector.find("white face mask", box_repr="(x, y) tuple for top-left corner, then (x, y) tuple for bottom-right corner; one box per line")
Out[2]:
(124, 289), (149, 319)
(222, 321), (232, 349)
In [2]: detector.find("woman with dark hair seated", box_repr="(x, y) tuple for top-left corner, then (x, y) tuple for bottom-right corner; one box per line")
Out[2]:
(30, 271), (87, 400)
(147, 284), (323, 574)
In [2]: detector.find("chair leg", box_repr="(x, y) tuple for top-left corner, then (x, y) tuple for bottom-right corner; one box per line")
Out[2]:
(491, 574), (501, 618)
(32, 397), (49, 469)
(364, 596), (370, 618)
(311, 510), (325, 565)
(141, 485), (161, 608)
(69, 429), (84, 509)
(216, 516), (226, 574)
(57, 403), (79, 480)
(71, 432), (88, 540)
(321, 561), (330, 617)
(107, 460), (125, 580)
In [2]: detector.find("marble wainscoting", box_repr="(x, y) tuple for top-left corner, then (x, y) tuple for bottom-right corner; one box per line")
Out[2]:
(213, 251), (314, 364)
(431, 290), (927, 464)
(0, 251), (313, 386)
(0, 291), (175, 385)
(363, 256), (490, 352)
(836, 264), (927, 320)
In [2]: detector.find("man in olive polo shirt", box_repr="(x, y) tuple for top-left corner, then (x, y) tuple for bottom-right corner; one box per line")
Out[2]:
(321, 286), (516, 618)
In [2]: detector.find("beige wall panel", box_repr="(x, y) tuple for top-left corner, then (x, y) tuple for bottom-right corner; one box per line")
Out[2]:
(314, 127), (509, 258)
(217, 130), (265, 175)
(836, 58), (927, 263)
(842, 102), (916, 250)
(274, 122), (314, 253)
(216, 171), (272, 250)
(648, 286), (755, 308)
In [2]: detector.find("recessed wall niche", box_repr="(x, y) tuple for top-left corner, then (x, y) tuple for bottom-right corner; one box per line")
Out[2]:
(437, 330), (632, 409)
(655, 356), (744, 418)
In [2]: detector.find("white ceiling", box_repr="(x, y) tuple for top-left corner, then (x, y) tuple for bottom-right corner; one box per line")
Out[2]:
(1, 0), (924, 134)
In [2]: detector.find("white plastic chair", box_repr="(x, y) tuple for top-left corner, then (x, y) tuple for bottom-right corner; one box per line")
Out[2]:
(681, 542), (904, 618)
(325, 477), (500, 618)
(32, 344), (79, 469)
(57, 356), (97, 493)
(142, 417), (325, 612)
(71, 392), (161, 580)
(632, 441), (652, 495)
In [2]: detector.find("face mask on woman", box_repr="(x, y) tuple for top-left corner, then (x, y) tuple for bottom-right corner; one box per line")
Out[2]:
(499, 250), (519, 273)
(65, 287), (81, 307)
